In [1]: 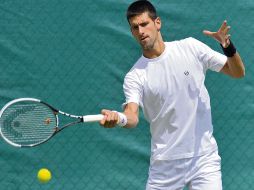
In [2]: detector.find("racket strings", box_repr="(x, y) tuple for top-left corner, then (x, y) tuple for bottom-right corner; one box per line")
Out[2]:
(0, 101), (56, 146)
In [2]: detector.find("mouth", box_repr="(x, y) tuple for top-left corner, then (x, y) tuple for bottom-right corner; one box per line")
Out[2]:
(140, 36), (148, 42)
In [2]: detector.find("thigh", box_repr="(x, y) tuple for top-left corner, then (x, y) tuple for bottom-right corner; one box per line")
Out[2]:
(146, 159), (186, 190)
(188, 170), (222, 190)
(188, 151), (222, 190)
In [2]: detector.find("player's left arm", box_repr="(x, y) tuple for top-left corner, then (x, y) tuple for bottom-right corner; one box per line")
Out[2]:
(220, 52), (245, 78)
(203, 20), (245, 78)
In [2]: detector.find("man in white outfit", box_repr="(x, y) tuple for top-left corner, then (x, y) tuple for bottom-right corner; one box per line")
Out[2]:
(100, 0), (245, 189)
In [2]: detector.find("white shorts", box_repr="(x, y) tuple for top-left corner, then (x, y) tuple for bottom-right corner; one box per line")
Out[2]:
(146, 151), (222, 190)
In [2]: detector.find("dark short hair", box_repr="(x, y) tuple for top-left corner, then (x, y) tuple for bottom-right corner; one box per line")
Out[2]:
(126, 0), (157, 23)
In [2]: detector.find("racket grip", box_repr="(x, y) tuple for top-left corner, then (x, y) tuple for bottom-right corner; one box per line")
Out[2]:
(83, 114), (104, 122)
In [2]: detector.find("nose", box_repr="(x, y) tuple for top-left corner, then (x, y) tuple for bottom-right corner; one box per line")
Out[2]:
(138, 26), (145, 37)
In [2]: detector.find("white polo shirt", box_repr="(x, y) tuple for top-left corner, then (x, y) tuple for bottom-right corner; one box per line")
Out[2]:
(123, 37), (227, 161)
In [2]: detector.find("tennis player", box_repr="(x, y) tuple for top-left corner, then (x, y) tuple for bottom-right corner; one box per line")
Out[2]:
(100, 0), (245, 189)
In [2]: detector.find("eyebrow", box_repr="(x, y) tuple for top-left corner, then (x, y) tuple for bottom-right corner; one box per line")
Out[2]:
(131, 21), (149, 27)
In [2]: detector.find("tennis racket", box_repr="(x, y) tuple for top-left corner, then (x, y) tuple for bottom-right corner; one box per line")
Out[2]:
(0, 98), (104, 148)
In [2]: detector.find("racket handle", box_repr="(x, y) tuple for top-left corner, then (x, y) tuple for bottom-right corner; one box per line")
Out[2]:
(83, 114), (104, 122)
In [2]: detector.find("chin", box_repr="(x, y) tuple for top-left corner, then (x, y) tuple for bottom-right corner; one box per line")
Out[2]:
(142, 44), (153, 50)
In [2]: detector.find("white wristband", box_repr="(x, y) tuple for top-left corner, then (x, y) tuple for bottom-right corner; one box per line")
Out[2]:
(112, 111), (127, 127)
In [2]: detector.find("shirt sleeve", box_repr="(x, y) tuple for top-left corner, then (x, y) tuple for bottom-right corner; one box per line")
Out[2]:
(122, 71), (143, 109)
(188, 37), (227, 72)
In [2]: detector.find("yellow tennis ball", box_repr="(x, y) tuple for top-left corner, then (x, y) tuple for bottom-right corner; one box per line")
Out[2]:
(37, 168), (52, 183)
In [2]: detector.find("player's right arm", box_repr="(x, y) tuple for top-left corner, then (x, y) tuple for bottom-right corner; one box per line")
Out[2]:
(100, 102), (139, 128)
(123, 102), (139, 128)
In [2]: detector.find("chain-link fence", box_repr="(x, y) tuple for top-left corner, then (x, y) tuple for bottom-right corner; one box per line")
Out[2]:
(0, 0), (253, 189)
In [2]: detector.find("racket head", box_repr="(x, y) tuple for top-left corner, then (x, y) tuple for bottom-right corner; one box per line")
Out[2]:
(0, 98), (58, 147)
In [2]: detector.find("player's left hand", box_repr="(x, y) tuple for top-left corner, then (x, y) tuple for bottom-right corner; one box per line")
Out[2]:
(203, 20), (231, 48)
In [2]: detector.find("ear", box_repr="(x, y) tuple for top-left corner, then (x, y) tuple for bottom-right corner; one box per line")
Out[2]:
(130, 27), (135, 36)
(155, 17), (162, 31)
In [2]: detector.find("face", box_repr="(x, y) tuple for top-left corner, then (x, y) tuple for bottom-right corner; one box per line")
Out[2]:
(129, 12), (161, 50)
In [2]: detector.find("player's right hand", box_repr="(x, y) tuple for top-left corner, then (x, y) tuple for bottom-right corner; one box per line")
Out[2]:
(100, 109), (119, 128)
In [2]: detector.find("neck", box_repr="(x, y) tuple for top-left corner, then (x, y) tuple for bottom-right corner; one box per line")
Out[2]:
(143, 36), (165, 59)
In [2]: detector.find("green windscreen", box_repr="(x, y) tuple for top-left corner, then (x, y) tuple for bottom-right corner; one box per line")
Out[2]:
(0, 0), (253, 189)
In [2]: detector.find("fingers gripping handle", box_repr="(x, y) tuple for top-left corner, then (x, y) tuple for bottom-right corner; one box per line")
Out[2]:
(82, 114), (104, 123)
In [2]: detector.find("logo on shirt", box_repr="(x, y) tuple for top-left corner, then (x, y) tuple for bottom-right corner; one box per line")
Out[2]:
(184, 71), (189, 76)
